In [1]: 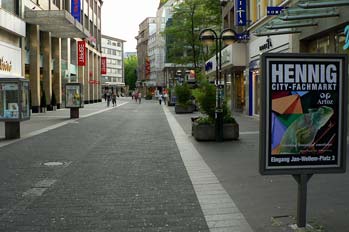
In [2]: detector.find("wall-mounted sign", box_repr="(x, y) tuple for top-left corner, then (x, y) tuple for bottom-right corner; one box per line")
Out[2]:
(235, 31), (250, 41)
(101, 57), (107, 75)
(0, 41), (21, 77)
(343, 25), (349, 50)
(235, 0), (247, 26)
(77, 41), (86, 66)
(267, 6), (285, 16)
(71, 0), (81, 22)
(260, 53), (347, 175)
(259, 38), (273, 52)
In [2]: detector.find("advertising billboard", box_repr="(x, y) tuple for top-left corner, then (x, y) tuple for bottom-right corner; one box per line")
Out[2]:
(260, 54), (347, 175)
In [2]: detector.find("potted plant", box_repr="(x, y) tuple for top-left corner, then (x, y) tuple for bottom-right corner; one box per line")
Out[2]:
(191, 80), (239, 141)
(174, 83), (195, 113)
(145, 92), (153, 100)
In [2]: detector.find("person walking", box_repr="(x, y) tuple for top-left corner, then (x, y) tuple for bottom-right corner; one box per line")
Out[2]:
(158, 93), (163, 105)
(112, 92), (117, 107)
(138, 92), (142, 104)
(106, 90), (111, 107)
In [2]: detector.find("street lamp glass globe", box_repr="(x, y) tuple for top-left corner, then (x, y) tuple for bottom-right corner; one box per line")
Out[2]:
(221, 30), (236, 46)
(200, 30), (215, 46)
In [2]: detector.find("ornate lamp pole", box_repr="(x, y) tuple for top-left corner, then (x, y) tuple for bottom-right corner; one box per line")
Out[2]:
(199, 28), (236, 141)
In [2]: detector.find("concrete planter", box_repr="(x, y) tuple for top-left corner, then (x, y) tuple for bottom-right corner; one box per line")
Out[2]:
(192, 122), (239, 141)
(175, 104), (195, 114)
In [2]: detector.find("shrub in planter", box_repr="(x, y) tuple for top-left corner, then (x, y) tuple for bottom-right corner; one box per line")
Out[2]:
(145, 93), (153, 100)
(192, 79), (239, 140)
(175, 83), (191, 107)
(174, 83), (194, 113)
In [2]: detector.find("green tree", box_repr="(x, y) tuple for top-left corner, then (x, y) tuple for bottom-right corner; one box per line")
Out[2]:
(124, 55), (138, 90)
(164, 0), (221, 69)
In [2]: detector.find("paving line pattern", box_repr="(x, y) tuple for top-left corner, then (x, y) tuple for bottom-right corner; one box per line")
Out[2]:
(163, 105), (254, 232)
(0, 102), (128, 148)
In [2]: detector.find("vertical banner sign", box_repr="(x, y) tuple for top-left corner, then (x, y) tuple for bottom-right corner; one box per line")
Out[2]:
(260, 53), (347, 175)
(77, 41), (86, 66)
(235, 0), (247, 26)
(71, 0), (81, 22)
(101, 57), (107, 75)
(145, 57), (150, 80)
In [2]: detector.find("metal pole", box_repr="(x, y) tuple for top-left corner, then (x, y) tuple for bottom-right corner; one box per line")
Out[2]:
(292, 174), (313, 228)
(217, 38), (223, 141)
(215, 37), (221, 141)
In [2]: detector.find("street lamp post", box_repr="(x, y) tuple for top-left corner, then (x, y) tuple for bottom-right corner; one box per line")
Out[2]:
(199, 28), (236, 142)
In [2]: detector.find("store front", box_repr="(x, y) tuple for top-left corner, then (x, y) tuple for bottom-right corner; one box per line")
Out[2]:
(247, 34), (290, 116)
(204, 43), (247, 114)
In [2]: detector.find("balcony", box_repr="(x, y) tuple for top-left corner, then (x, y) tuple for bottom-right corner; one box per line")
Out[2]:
(25, 10), (90, 38)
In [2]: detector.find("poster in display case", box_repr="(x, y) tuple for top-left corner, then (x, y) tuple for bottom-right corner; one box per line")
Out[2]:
(0, 78), (30, 121)
(65, 83), (83, 108)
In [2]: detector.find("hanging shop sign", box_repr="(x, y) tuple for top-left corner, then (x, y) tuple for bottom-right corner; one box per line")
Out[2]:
(77, 41), (86, 66)
(267, 6), (285, 16)
(71, 0), (81, 22)
(235, 0), (247, 26)
(260, 53), (347, 175)
(343, 25), (349, 50)
(101, 57), (107, 75)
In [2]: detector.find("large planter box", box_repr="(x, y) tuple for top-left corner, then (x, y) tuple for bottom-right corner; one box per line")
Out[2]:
(192, 122), (239, 141)
(175, 104), (195, 114)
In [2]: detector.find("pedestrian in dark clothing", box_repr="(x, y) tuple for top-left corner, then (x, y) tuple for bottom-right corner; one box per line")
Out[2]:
(112, 93), (117, 107)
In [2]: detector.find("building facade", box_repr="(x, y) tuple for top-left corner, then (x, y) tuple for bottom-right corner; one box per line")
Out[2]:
(101, 35), (125, 94)
(136, 17), (156, 95)
(0, 0), (103, 113)
(218, 0), (349, 118)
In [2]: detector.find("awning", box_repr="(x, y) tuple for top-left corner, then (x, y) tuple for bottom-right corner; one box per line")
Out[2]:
(25, 10), (90, 38)
(254, 0), (349, 37)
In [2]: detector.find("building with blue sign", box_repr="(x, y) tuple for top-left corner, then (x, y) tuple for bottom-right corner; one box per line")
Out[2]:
(218, 0), (349, 119)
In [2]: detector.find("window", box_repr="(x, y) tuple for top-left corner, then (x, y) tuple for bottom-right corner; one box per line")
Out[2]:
(112, 42), (117, 46)
(2, 0), (18, 15)
(107, 40), (111, 45)
(117, 42), (121, 47)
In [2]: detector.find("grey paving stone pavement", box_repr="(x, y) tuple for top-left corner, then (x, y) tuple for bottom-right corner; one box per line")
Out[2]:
(0, 99), (209, 232)
(169, 105), (349, 232)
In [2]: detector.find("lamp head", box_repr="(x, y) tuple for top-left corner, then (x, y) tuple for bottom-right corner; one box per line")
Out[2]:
(199, 29), (216, 46)
(221, 29), (236, 46)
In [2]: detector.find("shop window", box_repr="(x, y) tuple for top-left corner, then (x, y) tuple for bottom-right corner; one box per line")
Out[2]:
(308, 36), (330, 53)
(335, 29), (349, 55)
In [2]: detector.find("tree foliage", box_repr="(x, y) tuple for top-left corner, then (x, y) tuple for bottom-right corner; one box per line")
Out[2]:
(124, 55), (138, 90)
(164, 0), (221, 69)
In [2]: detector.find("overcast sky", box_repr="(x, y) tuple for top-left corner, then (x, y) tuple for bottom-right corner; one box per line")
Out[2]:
(101, 0), (159, 53)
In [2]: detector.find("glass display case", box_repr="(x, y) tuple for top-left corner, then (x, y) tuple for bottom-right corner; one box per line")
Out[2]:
(0, 78), (30, 121)
(65, 83), (84, 108)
